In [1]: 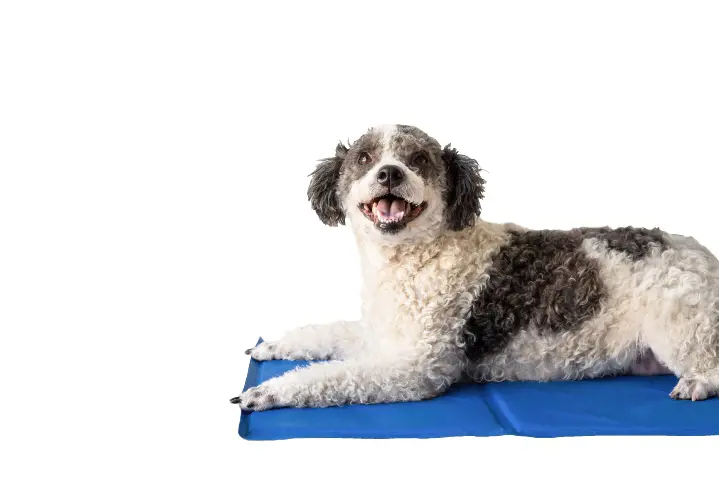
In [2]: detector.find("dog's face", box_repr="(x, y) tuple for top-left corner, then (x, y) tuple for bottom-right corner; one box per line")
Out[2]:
(308, 125), (485, 244)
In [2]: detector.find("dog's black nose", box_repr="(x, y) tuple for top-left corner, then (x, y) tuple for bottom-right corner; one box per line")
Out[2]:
(377, 165), (404, 188)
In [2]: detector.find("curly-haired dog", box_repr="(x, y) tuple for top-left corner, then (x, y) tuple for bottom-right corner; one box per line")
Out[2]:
(231, 124), (719, 411)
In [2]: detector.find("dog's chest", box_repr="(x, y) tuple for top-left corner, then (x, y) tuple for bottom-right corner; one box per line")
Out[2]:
(361, 246), (484, 341)
(358, 223), (514, 346)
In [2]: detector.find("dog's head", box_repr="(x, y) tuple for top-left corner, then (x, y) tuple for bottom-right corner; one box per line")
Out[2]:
(308, 125), (485, 244)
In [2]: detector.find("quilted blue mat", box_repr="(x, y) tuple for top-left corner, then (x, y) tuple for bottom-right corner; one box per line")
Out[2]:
(238, 339), (719, 439)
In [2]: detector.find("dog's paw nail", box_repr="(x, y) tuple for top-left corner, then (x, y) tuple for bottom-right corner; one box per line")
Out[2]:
(229, 397), (240, 404)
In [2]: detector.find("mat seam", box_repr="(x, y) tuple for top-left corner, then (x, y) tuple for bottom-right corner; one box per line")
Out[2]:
(482, 385), (518, 436)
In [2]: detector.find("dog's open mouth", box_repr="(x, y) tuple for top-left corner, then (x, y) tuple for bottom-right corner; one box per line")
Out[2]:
(359, 194), (427, 233)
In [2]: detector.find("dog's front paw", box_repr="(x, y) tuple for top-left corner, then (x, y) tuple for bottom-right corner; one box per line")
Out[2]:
(245, 341), (280, 361)
(229, 385), (280, 412)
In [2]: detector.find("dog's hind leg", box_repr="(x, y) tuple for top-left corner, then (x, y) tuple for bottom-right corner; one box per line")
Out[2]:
(642, 235), (719, 400)
(245, 320), (366, 361)
(669, 371), (719, 401)
(665, 311), (719, 401)
(647, 313), (719, 401)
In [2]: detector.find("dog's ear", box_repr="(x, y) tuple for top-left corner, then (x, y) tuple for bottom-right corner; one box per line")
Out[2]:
(441, 144), (485, 231)
(307, 142), (348, 226)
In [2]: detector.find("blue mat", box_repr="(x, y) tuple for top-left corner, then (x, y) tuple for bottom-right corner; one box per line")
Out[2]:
(238, 339), (719, 440)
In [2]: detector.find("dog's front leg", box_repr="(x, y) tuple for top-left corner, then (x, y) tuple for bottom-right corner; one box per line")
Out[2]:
(230, 357), (452, 411)
(246, 320), (365, 362)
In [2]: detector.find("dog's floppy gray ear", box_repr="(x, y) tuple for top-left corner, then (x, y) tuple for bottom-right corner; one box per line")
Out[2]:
(307, 142), (348, 226)
(442, 144), (485, 231)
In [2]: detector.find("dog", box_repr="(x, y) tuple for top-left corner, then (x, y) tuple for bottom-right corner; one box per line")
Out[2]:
(231, 124), (719, 411)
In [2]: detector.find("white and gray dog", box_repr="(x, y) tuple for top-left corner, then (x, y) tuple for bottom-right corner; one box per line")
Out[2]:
(231, 124), (719, 411)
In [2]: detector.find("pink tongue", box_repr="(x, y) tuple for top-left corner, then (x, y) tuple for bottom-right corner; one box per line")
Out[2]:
(377, 198), (407, 216)
(377, 198), (392, 215)
(390, 199), (407, 215)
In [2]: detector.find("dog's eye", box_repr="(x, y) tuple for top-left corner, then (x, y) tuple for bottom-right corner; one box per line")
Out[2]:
(412, 152), (429, 165)
(358, 152), (373, 165)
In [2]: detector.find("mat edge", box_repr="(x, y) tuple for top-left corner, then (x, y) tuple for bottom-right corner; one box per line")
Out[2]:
(238, 337), (264, 439)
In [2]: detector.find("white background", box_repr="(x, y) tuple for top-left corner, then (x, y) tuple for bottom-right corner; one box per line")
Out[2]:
(1, 1), (718, 478)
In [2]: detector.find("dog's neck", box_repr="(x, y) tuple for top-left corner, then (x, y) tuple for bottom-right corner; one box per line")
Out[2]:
(354, 218), (506, 272)
(358, 233), (456, 268)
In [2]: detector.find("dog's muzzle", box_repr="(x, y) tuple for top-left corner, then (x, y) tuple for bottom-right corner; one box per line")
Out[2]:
(358, 193), (427, 234)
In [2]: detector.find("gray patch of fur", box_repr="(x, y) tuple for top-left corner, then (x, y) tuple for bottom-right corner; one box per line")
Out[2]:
(463, 225), (671, 362)
(390, 125), (445, 184)
(577, 226), (668, 260)
(336, 129), (385, 200)
(464, 229), (607, 361)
